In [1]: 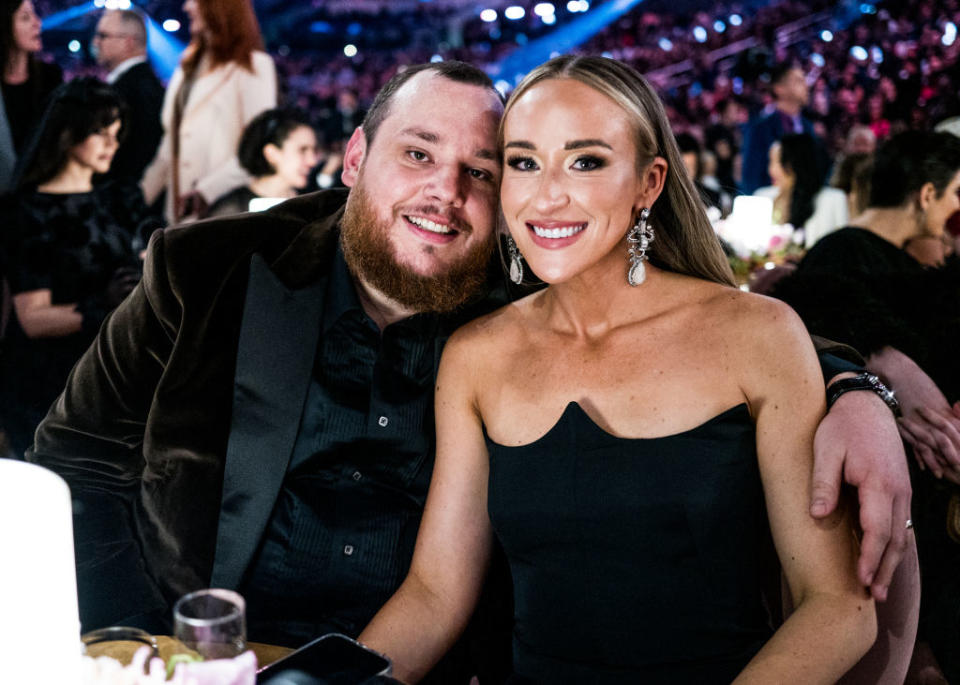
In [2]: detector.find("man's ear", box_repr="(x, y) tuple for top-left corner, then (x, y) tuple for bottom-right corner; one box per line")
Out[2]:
(918, 181), (937, 211)
(341, 127), (367, 188)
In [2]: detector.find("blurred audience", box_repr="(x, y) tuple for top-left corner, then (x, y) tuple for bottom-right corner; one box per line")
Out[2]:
(831, 151), (873, 219)
(771, 131), (960, 683)
(1, 0), (61, 156)
(207, 108), (318, 218)
(141, 0), (276, 223)
(92, 8), (162, 184)
(755, 133), (847, 247)
(741, 63), (818, 194)
(0, 78), (151, 458)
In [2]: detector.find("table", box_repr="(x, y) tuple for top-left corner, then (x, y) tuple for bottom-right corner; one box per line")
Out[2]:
(84, 635), (294, 669)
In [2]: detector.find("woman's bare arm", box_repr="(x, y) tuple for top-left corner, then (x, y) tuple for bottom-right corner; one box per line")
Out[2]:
(734, 297), (876, 683)
(13, 290), (82, 338)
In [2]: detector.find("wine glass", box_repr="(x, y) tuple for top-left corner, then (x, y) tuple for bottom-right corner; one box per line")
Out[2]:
(173, 588), (246, 660)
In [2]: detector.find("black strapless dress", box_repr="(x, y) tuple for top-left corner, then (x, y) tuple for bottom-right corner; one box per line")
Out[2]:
(486, 402), (773, 684)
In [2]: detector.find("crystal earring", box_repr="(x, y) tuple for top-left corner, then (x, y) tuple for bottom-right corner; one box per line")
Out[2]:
(626, 208), (654, 287)
(507, 235), (524, 284)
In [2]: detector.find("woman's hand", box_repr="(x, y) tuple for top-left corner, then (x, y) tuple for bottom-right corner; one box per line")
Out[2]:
(175, 191), (209, 221)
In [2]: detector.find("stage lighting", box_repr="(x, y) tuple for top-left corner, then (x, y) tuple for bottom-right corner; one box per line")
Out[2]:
(480, 9), (497, 22)
(944, 22), (957, 46)
(729, 14), (742, 26)
(344, 44), (358, 57)
(534, 3), (555, 17)
(504, 6), (525, 20)
(162, 19), (180, 32)
(68, 40), (81, 52)
(820, 30), (833, 42)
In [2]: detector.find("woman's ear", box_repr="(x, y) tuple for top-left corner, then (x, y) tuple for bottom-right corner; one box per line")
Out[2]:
(635, 156), (668, 212)
(262, 143), (281, 171)
(340, 127), (367, 188)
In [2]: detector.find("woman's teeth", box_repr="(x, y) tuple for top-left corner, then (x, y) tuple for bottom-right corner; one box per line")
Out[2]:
(531, 223), (586, 239)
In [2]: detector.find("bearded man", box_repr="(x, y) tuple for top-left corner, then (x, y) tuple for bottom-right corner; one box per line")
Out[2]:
(29, 61), (922, 682)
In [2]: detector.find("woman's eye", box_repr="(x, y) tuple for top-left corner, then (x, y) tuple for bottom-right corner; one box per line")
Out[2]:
(506, 156), (538, 171)
(407, 150), (428, 162)
(572, 155), (605, 171)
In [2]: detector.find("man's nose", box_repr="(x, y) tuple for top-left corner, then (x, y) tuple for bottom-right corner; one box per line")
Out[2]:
(426, 164), (465, 208)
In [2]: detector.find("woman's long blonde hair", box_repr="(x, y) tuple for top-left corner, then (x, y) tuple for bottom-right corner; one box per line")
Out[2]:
(500, 55), (735, 287)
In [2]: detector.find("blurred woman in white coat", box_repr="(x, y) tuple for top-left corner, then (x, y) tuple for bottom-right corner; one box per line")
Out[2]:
(141, 0), (276, 223)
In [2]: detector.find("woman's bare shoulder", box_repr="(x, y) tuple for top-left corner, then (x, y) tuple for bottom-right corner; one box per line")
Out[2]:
(448, 291), (541, 351)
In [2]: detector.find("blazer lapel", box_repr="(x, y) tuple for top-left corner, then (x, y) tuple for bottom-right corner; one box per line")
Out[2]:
(210, 253), (324, 589)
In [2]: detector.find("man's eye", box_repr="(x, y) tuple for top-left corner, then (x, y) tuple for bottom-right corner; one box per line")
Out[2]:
(572, 155), (605, 171)
(407, 150), (428, 162)
(506, 156), (538, 171)
(468, 168), (494, 182)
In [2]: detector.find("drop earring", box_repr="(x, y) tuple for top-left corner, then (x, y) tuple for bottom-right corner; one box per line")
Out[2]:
(626, 208), (654, 287)
(507, 235), (524, 284)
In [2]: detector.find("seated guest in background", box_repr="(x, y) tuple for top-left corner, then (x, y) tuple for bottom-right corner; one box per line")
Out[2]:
(0, 78), (150, 459)
(141, 0), (276, 223)
(831, 151), (873, 220)
(27, 61), (914, 683)
(675, 131), (725, 217)
(360, 55), (876, 684)
(755, 133), (847, 247)
(207, 108), (318, 218)
(0, 0), (61, 157)
(773, 130), (960, 684)
(92, 8), (163, 185)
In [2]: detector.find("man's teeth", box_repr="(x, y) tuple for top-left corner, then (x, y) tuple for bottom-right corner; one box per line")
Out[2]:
(408, 216), (453, 234)
(531, 224), (586, 239)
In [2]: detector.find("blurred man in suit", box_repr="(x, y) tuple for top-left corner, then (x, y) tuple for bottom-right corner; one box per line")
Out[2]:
(93, 8), (163, 183)
(741, 63), (817, 194)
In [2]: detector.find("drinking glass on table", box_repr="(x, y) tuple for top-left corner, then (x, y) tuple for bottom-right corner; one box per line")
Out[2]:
(173, 588), (246, 659)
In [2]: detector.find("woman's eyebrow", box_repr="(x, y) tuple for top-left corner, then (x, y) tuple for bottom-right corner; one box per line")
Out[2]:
(564, 139), (612, 150)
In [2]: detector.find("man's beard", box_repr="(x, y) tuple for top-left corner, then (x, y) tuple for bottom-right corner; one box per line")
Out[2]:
(340, 182), (494, 314)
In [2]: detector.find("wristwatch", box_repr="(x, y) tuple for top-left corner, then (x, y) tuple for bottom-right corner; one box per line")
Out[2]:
(826, 372), (901, 416)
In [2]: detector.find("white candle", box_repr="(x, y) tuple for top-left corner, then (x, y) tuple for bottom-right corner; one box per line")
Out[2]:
(0, 460), (82, 684)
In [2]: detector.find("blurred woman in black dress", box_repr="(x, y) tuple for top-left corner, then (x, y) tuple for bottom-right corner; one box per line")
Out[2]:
(1, 78), (157, 458)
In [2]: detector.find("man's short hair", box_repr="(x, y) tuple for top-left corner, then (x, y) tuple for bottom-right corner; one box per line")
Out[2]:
(769, 61), (798, 87)
(360, 61), (501, 146)
(869, 131), (960, 208)
(109, 8), (147, 47)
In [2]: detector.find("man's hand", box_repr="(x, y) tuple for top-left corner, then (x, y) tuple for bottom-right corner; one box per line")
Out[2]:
(812, 388), (911, 601)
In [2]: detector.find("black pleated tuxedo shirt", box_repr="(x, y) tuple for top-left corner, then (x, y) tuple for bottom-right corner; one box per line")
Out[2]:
(242, 246), (441, 646)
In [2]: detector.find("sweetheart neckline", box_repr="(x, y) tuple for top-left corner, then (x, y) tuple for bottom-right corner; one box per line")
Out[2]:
(483, 401), (751, 450)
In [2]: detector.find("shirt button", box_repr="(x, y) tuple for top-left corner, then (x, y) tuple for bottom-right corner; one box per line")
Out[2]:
(352, 471), (362, 481)
(343, 545), (354, 556)
(378, 416), (389, 427)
